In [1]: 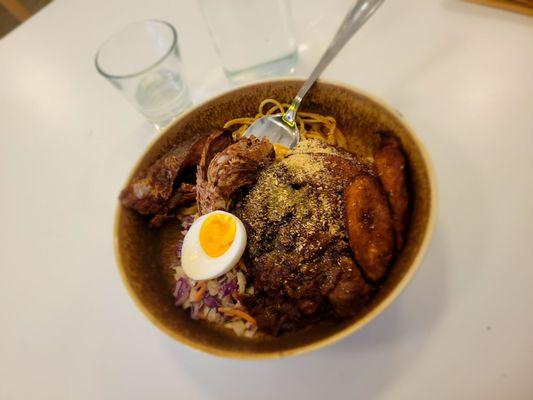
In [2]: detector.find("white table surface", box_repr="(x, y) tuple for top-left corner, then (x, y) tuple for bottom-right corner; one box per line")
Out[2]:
(1, 0), (532, 398)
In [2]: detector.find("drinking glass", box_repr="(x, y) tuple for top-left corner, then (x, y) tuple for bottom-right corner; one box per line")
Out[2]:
(95, 20), (191, 129)
(198, 0), (298, 83)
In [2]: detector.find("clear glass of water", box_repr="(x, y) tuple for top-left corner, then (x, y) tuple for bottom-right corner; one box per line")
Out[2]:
(199, 0), (297, 83)
(95, 20), (191, 129)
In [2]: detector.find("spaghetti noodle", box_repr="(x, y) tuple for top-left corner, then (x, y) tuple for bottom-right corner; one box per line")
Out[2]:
(223, 99), (348, 158)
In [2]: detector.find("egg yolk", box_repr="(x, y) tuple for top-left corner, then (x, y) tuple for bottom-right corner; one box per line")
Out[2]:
(199, 214), (236, 257)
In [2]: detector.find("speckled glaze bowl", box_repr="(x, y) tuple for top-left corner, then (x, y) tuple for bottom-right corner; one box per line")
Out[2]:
(114, 78), (436, 359)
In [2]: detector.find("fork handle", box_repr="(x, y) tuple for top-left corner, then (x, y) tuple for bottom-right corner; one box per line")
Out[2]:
(282, 0), (385, 126)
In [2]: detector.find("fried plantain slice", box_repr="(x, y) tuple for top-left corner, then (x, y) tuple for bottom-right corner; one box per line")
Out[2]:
(374, 133), (409, 249)
(344, 174), (395, 283)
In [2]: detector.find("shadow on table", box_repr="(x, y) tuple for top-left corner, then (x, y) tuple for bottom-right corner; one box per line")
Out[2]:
(164, 228), (450, 399)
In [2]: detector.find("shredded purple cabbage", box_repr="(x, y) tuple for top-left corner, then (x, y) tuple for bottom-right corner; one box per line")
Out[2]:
(173, 277), (190, 306)
(173, 214), (255, 335)
(220, 280), (237, 297)
(203, 295), (220, 309)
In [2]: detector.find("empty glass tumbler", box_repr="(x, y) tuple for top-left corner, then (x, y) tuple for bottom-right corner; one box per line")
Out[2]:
(199, 0), (297, 82)
(95, 20), (191, 129)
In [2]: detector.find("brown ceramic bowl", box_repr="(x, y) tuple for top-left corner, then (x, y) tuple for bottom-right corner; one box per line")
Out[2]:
(114, 78), (436, 359)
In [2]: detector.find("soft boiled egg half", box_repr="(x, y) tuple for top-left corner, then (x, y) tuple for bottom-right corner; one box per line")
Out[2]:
(181, 211), (247, 281)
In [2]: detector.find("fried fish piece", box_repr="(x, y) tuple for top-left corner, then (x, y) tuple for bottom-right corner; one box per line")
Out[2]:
(374, 133), (409, 249)
(119, 131), (211, 215)
(344, 174), (395, 283)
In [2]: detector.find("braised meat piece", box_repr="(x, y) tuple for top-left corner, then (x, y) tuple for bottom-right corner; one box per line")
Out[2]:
(119, 131), (211, 215)
(196, 137), (275, 215)
(149, 183), (196, 227)
(344, 174), (395, 283)
(148, 130), (234, 226)
(197, 130), (234, 183)
(328, 256), (373, 317)
(234, 140), (373, 334)
(374, 133), (409, 249)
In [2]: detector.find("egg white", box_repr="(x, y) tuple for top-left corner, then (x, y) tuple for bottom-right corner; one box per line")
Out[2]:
(181, 211), (247, 281)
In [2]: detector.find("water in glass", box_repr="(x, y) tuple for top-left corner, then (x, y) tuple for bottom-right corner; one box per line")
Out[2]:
(135, 69), (191, 128)
(199, 0), (297, 82)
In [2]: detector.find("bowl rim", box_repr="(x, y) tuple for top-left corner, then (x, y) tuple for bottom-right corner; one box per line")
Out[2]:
(113, 77), (438, 359)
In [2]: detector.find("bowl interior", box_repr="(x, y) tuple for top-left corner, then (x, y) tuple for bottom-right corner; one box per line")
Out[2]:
(114, 79), (434, 358)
